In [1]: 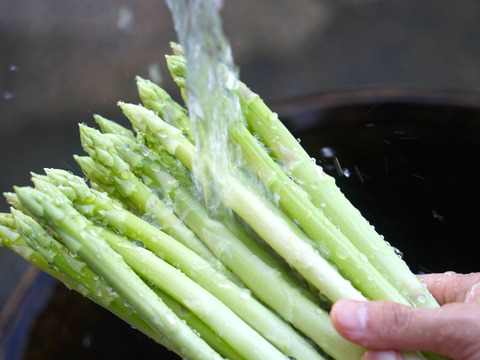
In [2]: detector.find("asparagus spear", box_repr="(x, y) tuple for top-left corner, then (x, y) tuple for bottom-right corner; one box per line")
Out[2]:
(14, 185), (223, 360)
(104, 133), (366, 359)
(6, 200), (243, 360)
(97, 117), (195, 190)
(0, 211), (15, 228)
(104, 132), (278, 270)
(165, 51), (435, 308)
(166, 54), (188, 104)
(9, 209), (180, 345)
(78, 124), (219, 266)
(30, 177), (292, 360)
(136, 76), (194, 143)
(137, 72), (409, 304)
(98, 225), (292, 360)
(129, 74), (431, 360)
(40, 169), (325, 360)
(229, 122), (411, 304)
(1, 213), (181, 354)
(120, 102), (364, 301)
(237, 84), (437, 308)
(0, 216), (76, 290)
(94, 114), (136, 140)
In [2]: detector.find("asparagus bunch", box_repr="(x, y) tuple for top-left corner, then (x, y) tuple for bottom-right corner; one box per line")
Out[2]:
(0, 44), (447, 359)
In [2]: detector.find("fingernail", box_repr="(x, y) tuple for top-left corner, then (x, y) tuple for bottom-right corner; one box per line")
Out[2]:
(376, 351), (402, 360)
(363, 350), (402, 360)
(336, 300), (368, 332)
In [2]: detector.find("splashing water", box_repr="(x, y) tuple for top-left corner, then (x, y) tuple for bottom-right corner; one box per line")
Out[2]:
(166, 0), (246, 214)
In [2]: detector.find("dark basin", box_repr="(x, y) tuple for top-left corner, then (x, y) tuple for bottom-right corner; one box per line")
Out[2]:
(1, 86), (480, 359)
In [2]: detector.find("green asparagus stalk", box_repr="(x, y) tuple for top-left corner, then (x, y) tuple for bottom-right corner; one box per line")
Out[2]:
(97, 226), (292, 360)
(14, 185), (223, 360)
(237, 84), (437, 308)
(95, 114), (193, 187)
(40, 168), (326, 359)
(165, 51), (435, 308)
(33, 174), (241, 359)
(136, 76), (194, 143)
(32, 175), (293, 360)
(166, 54), (188, 104)
(104, 133), (366, 359)
(121, 101), (196, 172)
(73, 155), (124, 201)
(1, 212), (178, 354)
(0, 218), (76, 289)
(8, 208), (177, 346)
(128, 75), (430, 359)
(139, 68), (410, 304)
(78, 124), (219, 266)
(119, 102), (364, 301)
(98, 118), (194, 190)
(3, 192), (24, 213)
(229, 122), (410, 304)
(94, 114), (136, 140)
(72, 154), (231, 280)
(104, 132), (277, 270)
(94, 114), (194, 193)
(157, 291), (245, 360)
(0, 211), (15, 228)
(8, 199), (243, 360)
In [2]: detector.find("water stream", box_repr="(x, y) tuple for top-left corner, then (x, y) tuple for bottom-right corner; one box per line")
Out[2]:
(166, 0), (247, 215)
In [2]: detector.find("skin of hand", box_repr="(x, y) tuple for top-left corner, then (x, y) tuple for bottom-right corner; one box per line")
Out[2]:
(330, 272), (480, 360)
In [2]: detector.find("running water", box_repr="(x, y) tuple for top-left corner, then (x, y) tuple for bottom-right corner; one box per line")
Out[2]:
(165, 0), (247, 215)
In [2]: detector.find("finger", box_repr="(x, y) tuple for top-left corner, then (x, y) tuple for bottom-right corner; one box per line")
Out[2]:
(418, 272), (480, 304)
(362, 350), (402, 360)
(331, 299), (480, 360)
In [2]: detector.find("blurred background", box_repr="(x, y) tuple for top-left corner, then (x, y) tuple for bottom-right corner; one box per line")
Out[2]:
(1, 0), (480, 311)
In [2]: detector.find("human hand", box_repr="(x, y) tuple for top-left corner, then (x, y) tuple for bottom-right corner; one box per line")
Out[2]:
(330, 272), (480, 360)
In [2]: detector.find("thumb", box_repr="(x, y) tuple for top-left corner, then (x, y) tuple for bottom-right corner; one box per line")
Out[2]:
(331, 299), (480, 360)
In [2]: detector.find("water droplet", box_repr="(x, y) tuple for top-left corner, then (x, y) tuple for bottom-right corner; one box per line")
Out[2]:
(148, 63), (162, 84)
(416, 294), (426, 304)
(2, 91), (14, 100)
(133, 240), (145, 248)
(218, 282), (233, 290)
(431, 210), (445, 222)
(239, 289), (252, 300)
(82, 332), (93, 348)
(320, 146), (335, 158)
(335, 246), (348, 260)
(89, 228), (99, 237)
(9, 64), (19, 72)
(394, 247), (403, 259)
(269, 112), (279, 121)
(117, 5), (134, 29)
(165, 312), (177, 325)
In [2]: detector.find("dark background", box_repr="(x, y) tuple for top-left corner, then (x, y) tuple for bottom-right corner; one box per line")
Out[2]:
(2, 0), (480, 310)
